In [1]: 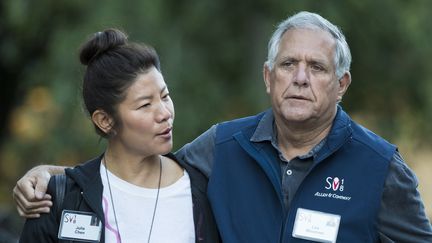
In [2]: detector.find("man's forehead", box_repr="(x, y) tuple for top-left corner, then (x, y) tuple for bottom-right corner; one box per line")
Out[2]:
(277, 28), (336, 61)
(281, 28), (335, 46)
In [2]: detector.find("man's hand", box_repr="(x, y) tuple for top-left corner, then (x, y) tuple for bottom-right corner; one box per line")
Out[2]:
(12, 165), (66, 218)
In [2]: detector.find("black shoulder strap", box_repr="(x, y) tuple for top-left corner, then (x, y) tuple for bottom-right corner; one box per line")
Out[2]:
(54, 174), (67, 218)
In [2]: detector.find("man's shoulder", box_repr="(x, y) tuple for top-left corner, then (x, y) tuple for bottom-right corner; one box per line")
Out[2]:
(334, 107), (396, 160)
(350, 120), (396, 160)
(216, 109), (269, 140)
(219, 110), (268, 126)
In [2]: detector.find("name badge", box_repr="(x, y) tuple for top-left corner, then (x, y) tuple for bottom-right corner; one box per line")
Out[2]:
(292, 208), (340, 243)
(58, 210), (102, 242)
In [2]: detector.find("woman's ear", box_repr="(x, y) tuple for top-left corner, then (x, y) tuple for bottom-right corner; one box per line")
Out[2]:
(92, 109), (115, 135)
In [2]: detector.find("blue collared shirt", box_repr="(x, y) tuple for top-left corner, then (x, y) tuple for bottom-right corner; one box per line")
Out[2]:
(250, 109), (326, 209)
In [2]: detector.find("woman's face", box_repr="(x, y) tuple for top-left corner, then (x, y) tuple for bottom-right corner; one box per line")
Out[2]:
(111, 66), (174, 157)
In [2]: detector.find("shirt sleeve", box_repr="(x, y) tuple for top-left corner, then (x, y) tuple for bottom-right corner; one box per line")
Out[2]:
(175, 125), (218, 178)
(377, 150), (432, 242)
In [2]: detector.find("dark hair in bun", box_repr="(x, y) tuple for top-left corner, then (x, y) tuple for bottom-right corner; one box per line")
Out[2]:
(79, 29), (128, 65)
(79, 28), (161, 138)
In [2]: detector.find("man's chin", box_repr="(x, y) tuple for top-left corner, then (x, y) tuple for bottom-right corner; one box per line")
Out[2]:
(279, 109), (313, 122)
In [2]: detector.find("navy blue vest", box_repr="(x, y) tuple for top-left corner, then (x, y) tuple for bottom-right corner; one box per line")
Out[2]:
(208, 107), (396, 242)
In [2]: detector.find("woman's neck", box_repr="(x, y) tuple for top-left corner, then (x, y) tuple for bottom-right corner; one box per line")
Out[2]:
(103, 146), (162, 188)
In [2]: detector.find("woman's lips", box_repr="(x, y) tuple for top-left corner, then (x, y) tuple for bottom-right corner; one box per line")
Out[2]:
(157, 127), (172, 138)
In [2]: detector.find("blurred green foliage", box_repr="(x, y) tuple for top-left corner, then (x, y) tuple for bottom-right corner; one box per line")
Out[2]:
(1, 0), (432, 230)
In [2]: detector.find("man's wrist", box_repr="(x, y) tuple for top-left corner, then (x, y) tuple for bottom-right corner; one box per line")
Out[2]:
(28, 165), (67, 176)
(46, 165), (67, 176)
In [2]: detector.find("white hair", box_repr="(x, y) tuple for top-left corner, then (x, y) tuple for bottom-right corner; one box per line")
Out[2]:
(265, 11), (351, 79)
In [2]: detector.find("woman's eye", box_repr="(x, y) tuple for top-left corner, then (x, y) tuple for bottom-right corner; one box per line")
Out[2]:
(162, 93), (170, 100)
(139, 103), (150, 109)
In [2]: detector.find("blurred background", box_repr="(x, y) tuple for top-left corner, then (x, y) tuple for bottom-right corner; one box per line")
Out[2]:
(1, 0), (431, 241)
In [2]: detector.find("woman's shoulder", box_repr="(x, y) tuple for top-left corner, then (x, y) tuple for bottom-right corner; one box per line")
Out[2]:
(164, 153), (209, 191)
(161, 153), (185, 187)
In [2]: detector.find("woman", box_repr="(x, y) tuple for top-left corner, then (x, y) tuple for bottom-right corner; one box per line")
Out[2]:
(19, 29), (219, 243)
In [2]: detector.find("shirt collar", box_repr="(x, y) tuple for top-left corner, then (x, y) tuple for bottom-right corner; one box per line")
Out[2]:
(250, 109), (326, 159)
(251, 109), (274, 143)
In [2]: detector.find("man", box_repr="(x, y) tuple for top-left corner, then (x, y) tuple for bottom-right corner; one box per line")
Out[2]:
(14, 11), (432, 242)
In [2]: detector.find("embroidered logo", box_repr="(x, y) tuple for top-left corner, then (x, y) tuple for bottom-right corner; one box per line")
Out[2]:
(325, 177), (344, 192)
(314, 176), (351, 201)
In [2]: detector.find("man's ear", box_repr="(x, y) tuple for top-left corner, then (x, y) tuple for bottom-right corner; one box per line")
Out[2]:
(337, 72), (351, 102)
(91, 109), (115, 135)
(263, 63), (272, 94)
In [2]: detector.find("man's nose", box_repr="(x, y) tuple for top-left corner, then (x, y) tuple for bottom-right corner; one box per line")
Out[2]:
(293, 64), (309, 87)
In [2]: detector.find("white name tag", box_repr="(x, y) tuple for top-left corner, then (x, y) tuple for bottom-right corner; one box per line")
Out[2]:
(292, 208), (340, 243)
(58, 210), (102, 242)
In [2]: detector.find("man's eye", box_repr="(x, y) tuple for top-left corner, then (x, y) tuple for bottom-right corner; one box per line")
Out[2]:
(311, 65), (324, 71)
(282, 62), (293, 67)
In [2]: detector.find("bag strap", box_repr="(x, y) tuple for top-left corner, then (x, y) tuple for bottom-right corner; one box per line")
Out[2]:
(54, 174), (67, 218)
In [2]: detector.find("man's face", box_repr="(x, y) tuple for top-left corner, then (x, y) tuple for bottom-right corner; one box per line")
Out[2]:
(264, 28), (350, 127)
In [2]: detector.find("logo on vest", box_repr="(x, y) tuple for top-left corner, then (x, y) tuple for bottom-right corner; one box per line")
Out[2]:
(325, 177), (344, 191)
(314, 176), (351, 201)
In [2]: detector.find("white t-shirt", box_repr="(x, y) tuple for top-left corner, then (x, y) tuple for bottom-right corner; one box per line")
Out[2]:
(100, 163), (195, 243)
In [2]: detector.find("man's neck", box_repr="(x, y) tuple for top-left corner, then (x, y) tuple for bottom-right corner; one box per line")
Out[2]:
(275, 116), (334, 161)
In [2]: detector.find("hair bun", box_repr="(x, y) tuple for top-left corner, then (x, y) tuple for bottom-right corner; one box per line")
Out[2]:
(79, 28), (128, 65)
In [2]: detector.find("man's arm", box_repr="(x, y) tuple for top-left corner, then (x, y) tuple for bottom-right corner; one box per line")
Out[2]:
(13, 165), (67, 218)
(19, 176), (65, 242)
(378, 151), (432, 242)
(175, 125), (217, 178)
